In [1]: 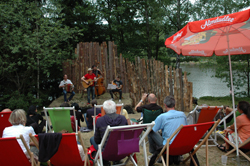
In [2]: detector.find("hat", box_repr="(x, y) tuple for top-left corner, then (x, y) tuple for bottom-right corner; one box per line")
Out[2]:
(88, 68), (92, 71)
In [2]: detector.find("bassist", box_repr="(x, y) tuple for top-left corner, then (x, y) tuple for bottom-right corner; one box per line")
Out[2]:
(81, 68), (97, 104)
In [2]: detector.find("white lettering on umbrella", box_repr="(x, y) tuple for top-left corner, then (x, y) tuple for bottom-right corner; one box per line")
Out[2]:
(172, 31), (183, 43)
(223, 47), (246, 54)
(201, 16), (234, 29)
(189, 50), (207, 56)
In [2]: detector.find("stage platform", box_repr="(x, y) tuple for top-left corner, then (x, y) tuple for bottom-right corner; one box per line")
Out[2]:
(49, 92), (133, 108)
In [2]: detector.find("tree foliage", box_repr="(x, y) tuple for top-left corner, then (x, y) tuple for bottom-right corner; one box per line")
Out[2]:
(0, 0), (79, 110)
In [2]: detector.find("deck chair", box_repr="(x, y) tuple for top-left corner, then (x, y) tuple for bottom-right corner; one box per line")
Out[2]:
(152, 120), (220, 166)
(94, 122), (155, 166)
(43, 107), (77, 133)
(0, 134), (37, 166)
(0, 111), (12, 137)
(93, 103), (123, 132)
(142, 108), (162, 124)
(187, 105), (223, 146)
(217, 133), (250, 162)
(29, 131), (91, 166)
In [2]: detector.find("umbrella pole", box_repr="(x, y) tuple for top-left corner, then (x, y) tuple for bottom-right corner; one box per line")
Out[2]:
(226, 26), (239, 157)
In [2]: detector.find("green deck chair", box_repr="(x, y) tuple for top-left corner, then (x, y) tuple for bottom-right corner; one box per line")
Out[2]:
(44, 107), (77, 133)
(142, 108), (163, 124)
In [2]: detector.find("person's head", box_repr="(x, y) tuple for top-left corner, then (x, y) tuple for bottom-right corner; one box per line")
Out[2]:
(91, 99), (98, 107)
(1, 108), (11, 112)
(92, 65), (97, 71)
(238, 101), (250, 114)
(88, 68), (93, 74)
(9, 109), (27, 125)
(27, 105), (37, 115)
(103, 100), (116, 114)
(148, 93), (157, 103)
(60, 103), (70, 107)
(63, 74), (67, 80)
(71, 103), (79, 110)
(164, 96), (175, 111)
(116, 75), (120, 81)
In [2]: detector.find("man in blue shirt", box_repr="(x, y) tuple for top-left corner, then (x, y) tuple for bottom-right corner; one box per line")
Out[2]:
(148, 96), (187, 154)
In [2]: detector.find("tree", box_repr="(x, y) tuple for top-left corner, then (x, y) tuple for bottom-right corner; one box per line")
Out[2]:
(0, 0), (78, 110)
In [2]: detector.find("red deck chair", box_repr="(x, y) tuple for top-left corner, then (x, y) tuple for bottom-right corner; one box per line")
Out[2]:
(0, 111), (12, 137)
(30, 131), (91, 166)
(187, 106), (223, 146)
(153, 120), (220, 166)
(0, 135), (36, 166)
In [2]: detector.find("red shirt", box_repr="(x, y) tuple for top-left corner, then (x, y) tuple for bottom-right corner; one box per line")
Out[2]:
(84, 73), (96, 87)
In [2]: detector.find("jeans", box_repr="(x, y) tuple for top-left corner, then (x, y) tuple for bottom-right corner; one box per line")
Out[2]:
(110, 89), (122, 99)
(90, 136), (99, 150)
(148, 130), (164, 154)
(87, 86), (95, 103)
(63, 90), (75, 102)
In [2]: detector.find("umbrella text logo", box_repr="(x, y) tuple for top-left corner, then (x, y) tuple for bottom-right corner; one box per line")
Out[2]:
(223, 47), (246, 54)
(172, 31), (183, 43)
(201, 16), (234, 29)
(189, 50), (207, 56)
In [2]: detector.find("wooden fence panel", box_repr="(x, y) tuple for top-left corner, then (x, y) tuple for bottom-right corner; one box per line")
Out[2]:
(64, 42), (193, 111)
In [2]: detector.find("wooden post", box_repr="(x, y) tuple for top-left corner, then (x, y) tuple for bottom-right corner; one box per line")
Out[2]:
(165, 65), (170, 96)
(179, 68), (184, 111)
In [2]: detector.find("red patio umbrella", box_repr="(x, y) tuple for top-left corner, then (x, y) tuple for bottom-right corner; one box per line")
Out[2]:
(165, 9), (250, 156)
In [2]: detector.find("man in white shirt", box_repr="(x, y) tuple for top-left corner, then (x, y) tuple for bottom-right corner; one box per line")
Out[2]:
(59, 74), (75, 102)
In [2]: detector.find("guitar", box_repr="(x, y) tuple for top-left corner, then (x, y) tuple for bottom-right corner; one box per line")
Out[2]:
(82, 76), (103, 89)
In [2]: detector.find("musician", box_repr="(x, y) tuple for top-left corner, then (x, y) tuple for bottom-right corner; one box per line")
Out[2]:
(81, 68), (97, 104)
(110, 76), (123, 102)
(59, 74), (75, 102)
(92, 65), (103, 76)
(92, 65), (103, 97)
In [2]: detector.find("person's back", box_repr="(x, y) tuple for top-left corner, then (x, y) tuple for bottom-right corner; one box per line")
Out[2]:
(86, 107), (101, 129)
(155, 110), (187, 144)
(3, 109), (36, 154)
(90, 100), (128, 150)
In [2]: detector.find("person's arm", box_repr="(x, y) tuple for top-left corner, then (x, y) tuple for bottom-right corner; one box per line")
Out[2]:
(81, 76), (89, 84)
(98, 69), (103, 76)
(135, 93), (147, 111)
(59, 81), (65, 88)
(127, 118), (131, 125)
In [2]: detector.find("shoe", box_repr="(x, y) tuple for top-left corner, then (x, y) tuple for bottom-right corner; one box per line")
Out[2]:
(217, 144), (228, 152)
(119, 99), (121, 102)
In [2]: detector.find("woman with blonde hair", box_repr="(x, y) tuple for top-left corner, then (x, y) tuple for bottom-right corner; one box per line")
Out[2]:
(2, 109), (36, 157)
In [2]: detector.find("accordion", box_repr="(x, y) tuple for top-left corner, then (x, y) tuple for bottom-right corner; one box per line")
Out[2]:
(66, 84), (73, 92)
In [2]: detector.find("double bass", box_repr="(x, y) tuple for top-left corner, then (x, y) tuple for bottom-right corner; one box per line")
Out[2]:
(95, 74), (106, 96)
(93, 63), (105, 96)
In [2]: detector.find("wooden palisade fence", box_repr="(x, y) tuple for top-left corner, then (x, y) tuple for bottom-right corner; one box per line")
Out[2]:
(63, 42), (193, 112)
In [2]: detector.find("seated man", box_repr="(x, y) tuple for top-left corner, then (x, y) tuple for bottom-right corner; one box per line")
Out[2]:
(110, 76), (123, 102)
(59, 74), (75, 102)
(90, 100), (127, 150)
(135, 93), (163, 123)
(85, 99), (101, 130)
(148, 96), (187, 164)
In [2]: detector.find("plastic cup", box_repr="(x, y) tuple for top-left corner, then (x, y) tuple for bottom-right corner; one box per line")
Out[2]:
(221, 155), (228, 165)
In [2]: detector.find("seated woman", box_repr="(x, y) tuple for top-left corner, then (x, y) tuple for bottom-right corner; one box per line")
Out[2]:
(26, 105), (46, 134)
(217, 101), (250, 152)
(2, 109), (38, 159)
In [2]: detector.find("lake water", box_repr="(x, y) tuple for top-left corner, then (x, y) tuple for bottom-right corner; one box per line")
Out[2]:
(181, 64), (243, 98)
